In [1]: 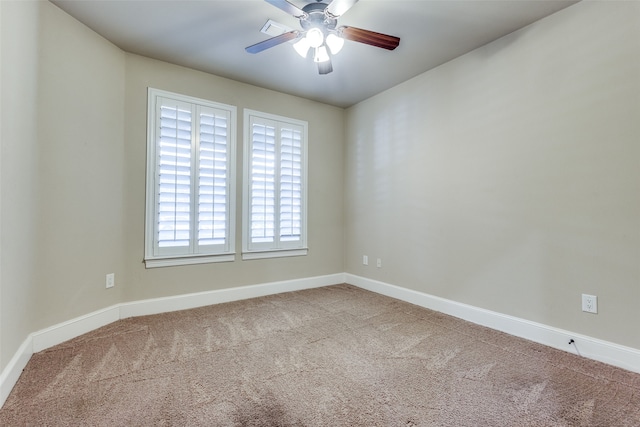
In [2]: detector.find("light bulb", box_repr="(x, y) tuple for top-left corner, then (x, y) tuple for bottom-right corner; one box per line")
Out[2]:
(306, 28), (324, 48)
(326, 33), (344, 55)
(313, 46), (330, 63)
(293, 37), (311, 58)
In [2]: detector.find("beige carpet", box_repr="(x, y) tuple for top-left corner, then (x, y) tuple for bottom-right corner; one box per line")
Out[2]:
(1, 284), (639, 426)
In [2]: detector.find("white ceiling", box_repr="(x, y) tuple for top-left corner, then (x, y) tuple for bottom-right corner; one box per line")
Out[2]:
(51, 0), (578, 108)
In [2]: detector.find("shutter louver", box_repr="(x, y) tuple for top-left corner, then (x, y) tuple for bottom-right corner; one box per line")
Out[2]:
(157, 103), (192, 248)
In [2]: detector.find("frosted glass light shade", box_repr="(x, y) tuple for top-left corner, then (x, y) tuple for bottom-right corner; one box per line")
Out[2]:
(306, 28), (324, 48)
(293, 37), (311, 58)
(326, 34), (344, 54)
(313, 46), (330, 63)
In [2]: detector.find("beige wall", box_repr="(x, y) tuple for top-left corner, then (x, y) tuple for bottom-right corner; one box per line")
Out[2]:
(33, 0), (126, 330)
(122, 55), (345, 302)
(1, 0), (41, 369)
(2, 0), (127, 370)
(345, 1), (640, 349)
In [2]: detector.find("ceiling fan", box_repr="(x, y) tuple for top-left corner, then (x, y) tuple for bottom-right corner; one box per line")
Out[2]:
(245, 0), (400, 75)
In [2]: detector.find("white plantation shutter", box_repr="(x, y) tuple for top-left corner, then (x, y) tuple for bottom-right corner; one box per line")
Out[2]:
(146, 89), (236, 267)
(157, 99), (193, 250)
(250, 122), (276, 244)
(279, 127), (302, 242)
(197, 107), (229, 247)
(244, 111), (307, 257)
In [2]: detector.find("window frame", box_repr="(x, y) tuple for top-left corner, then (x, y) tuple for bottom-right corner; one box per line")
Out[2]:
(242, 109), (308, 260)
(145, 88), (237, 268)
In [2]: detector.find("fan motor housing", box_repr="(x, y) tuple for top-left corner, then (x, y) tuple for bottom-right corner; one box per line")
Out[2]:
(300, 2), (337, 31)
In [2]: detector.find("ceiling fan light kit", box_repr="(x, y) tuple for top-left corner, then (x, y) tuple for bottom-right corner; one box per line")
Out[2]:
(246, 0), (400, 75)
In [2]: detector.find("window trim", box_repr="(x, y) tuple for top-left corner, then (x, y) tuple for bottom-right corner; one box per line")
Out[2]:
(242, 109), (308, 260)
(145, 88), (237, 268)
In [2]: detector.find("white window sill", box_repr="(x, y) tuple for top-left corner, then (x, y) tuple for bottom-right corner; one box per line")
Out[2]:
(242, 248), (308, 260)
(144, 253), (235, 268)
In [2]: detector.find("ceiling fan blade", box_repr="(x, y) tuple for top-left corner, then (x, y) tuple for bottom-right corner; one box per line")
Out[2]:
(326, 0), (359, 18)
(318, 59), (333, 75)
(340, 26), (400, 50)
(245, 30), (299, 54)
(265, 0), (307, 18)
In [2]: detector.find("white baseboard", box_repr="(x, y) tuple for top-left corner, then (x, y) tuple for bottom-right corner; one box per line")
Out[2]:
(346, 273), (640, 375)
(120, 273), (346, 319)
(0, 273), (345, 408)
(32, 305), (121, 353)
(0, 336), (33, 408)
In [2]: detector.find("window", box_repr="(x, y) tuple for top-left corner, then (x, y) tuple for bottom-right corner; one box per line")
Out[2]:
(145, 88), (236, 267)
(243, 110), (308, 259)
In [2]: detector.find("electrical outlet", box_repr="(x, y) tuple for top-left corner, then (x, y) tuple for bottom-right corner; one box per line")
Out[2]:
(582, 294), (597, 314)
(106, 273), (115, 289)
(376, 258), (382, 268)
(363, 255), (368, 266)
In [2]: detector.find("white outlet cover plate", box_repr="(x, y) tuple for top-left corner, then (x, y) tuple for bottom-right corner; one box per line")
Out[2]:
(582, 294), (598, 313)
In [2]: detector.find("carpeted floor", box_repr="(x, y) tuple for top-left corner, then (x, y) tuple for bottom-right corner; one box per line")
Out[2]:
(1, 284), (639, 426)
